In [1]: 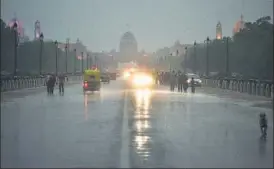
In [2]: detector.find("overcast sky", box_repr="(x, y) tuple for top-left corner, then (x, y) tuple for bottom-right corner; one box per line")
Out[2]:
(1, 0), (273, 52)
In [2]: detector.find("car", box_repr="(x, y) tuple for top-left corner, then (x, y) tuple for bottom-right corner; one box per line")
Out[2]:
(109, 72), (117, 80)
(101, 73), (110, 83)
(128, 71), (155, 89)
(186, 73), (202, 87)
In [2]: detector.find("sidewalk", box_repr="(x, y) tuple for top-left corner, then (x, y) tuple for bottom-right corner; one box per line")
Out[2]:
(200, 87), (272, 101)
(199, 87), (273, 109)
(1, 81), (81, 103)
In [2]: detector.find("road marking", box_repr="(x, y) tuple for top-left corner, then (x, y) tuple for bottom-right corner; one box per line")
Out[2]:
(120, 89), (130, 168)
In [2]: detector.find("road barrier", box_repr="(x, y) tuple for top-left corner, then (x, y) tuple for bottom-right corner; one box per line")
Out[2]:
(1, 75), (83, 92)
(202, 78), (273, 98)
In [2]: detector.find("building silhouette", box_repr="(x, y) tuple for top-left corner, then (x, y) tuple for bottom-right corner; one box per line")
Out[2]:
(233, 14), (245, 36)
(34, 20), (41, 40)
(119, 31), (138, 62)
(216, 21), (222, 40)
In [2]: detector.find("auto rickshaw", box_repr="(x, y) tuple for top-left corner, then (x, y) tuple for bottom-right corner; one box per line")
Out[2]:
(83, 69), (101, 93)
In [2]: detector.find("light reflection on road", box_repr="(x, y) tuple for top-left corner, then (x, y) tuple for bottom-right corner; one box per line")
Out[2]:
(83, 92), (101, 120)
(84, 94), (88, 120)
(132, 89), (152, 160)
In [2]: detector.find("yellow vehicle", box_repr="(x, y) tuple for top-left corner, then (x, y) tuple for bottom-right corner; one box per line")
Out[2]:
(83, 69), (101, 92)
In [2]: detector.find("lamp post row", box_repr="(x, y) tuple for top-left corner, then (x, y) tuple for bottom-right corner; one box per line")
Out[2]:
(158, 37), (229, 77)
(10, 26), (93, 76)
(11, 20), (93, 76)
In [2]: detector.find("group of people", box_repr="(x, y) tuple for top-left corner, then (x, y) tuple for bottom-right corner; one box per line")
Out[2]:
(46, 74), (66, 95)
(169, 70), (193, 92)
(155, 70), (195, 93)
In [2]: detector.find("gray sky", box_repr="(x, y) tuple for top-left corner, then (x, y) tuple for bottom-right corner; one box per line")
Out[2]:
(1, 0), (273, 52)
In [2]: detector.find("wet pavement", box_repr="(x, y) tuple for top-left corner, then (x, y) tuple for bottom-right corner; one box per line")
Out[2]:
(1, 81), (125, 168)
(1, 80), (273, 168)
(127, 86), (273, 168)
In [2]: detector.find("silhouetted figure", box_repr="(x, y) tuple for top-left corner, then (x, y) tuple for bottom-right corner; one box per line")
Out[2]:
(190, 77), (195, 93)
(170, 71), (176, 91)
(182, 73), (188, 93)
(58, 74), (65, 94)
(259, 112), (268, 138)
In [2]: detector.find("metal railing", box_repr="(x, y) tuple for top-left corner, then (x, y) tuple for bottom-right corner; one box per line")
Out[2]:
(202, 78), (273, 98)
(1, 75), (83, 92)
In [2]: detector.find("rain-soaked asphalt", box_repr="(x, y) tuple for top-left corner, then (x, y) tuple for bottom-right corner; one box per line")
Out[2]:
(1, 79), (273, 168)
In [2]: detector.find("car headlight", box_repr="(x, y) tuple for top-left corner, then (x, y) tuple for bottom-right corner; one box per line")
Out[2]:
(123, 72), (130, 78)
(197, 79), (202, 83)
(133, 75), (153, 86)
(187, 79), (191, 83)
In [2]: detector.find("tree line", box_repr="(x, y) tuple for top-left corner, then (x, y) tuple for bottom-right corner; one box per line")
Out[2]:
(1, 19), (88, 76)
(185, 16), (273, 80)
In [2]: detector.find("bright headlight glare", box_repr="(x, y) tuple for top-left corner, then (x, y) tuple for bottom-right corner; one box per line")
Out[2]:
(133, 75), (153, 85)
(123, 72), (130, 78)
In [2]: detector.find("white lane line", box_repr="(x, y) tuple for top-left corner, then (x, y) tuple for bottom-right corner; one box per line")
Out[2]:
(120, 89), (130, 168)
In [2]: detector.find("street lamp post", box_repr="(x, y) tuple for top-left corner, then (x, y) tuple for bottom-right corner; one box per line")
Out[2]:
(184, 47), (188, 73)
(86, 54), (89, 69)
(12, 22), (18, 76)
(95, 55), (97, 67)
(65, 44), (68, 74)
(169, 53), (172, 71)
(193, 41), (197, 74)
(39, 33), (44, 75)
(90, 56), (93, 68)
(74, 49), (76, 74)
(54, 40), (58, 75)
(65, 38), (69, 74)
(81, 52), (84, 73)
(204, 37), (210, 77)
(225, 37), (229, 77)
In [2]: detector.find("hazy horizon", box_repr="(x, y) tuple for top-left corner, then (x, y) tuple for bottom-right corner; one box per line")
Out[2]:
(2, 0), (273, 52)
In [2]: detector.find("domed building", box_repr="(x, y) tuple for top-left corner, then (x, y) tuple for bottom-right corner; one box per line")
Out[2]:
(119, 31), (138, 62)
(170, 40), (185, 57)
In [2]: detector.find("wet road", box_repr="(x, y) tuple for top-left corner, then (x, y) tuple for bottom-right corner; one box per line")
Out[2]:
(1, 81), (125, 168)
(1, 80), (273, 168)
(127, 87), (273, 168)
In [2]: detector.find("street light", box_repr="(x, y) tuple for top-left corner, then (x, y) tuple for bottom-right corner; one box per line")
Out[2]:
(39, 33), (44, 75)
(225, 37), (229, 77)
(81, 52), (84, 73)
(65, 43), (68, 74)
(184, 47), (188, 73)
(54, 40), (58, 75)
(12, 22), (18, 76)
(204, 37), (211, 77)
(74, 49), (76, 74)
(90, 55), (93, 68)
(86, 54), (89, 69)
(95, 55), (97, 67)
(65, 38), (70, 74)
(169, 53), (172, 71)
(193, 41), (197, 74)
